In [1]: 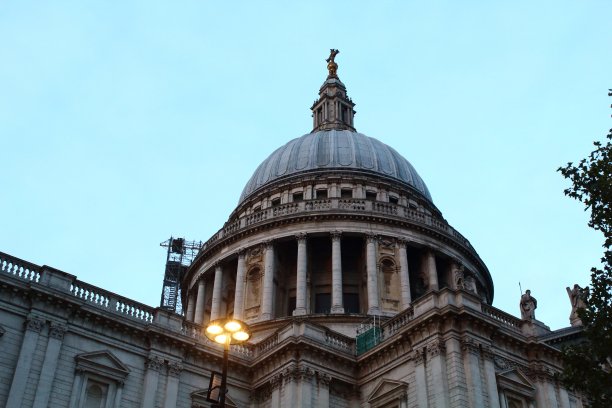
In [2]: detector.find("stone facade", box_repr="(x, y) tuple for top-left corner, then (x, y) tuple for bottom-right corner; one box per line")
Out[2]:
(0, 56), (586, 407)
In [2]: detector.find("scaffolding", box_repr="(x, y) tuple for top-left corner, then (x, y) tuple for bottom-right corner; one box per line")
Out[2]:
(159, 237), (203, 314)
(356, 315), (383, 355)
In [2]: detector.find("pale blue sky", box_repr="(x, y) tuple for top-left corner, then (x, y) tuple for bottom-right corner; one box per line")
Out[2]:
(1, 1), (610, 330)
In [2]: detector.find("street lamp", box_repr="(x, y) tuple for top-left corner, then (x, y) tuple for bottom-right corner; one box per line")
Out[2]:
(204, 318), (251, 407)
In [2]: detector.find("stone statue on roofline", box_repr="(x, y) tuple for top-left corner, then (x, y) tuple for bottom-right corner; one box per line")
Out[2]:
(566, 283), (587, 326)
(520, 289), (537, 321)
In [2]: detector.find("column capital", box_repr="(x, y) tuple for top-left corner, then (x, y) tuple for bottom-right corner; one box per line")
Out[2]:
(413, 349), (426, 365)
(237, 247), (246, 258)
(397, 238), (408, 249)
(461, 338), (481, 355)
(145, 355), (165, 372)
(167, 360), (183, 377)
(26, 316), (45, 333)
(330, 230), (342, 241)
(316, 372), (332, 387)
(49, 322), (67, 340)
(366, 233), (378, 243)
(427, 340), (446, 358)
(263, 240), (274, 250)
(295, 232), (308, 242)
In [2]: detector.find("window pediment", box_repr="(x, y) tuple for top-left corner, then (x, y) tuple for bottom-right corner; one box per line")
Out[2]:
(366, 378), (408, 407)
(75, 350), (130, 383)
(496, 368), (535, 397)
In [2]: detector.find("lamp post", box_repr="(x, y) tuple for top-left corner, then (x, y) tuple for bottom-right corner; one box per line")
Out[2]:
(204, 318), (251, 408)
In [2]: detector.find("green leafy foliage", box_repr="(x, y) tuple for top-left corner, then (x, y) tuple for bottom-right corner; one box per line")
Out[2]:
(557, 96), (612, 407)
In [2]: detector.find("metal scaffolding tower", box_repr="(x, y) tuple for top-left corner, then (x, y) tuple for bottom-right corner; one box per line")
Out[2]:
(159, 237), (203, 314)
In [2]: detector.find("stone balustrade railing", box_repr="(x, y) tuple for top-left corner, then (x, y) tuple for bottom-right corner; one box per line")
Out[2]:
(481, 304), (523, 332)
(382, 306), (415, 338)
(256, 332), (279, 355)
(70, 280), (155, 323)
(325, 330), (355, 354)
(198, 198), (474, 255)
(0, 251), (41, 283)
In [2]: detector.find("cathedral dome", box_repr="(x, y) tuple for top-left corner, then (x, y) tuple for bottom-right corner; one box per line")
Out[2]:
(239, 130), (433, 205)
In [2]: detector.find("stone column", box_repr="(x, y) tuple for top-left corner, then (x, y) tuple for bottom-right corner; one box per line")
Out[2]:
(194, 279), (206, 325)
(32, 323), (67, 408)
(413, 349), (428, 408)
(366, 234), (380, 315)
(331, 231), (344, 314)
(316, 373), (331, 407)
(6, 316), (45, 408)
(210, 263), (223, 321)
(424, 249), (439, 291)
(428, 340), (450, 407)
(233, 250), (247, 321)
(163, 361), (183, 408)
(558, 386), (571, 408)
(397, 240), (411, 309)
(462, 338), (485, 408)
(261, 241), (275, 320)
(482, 348), (501, 408)
(294, 234), (308, 316)
(186, 293), (195, 321)
(140, 355), (164, 408)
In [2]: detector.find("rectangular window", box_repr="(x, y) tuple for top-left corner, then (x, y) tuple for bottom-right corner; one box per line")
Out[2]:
(366, 191), (377, 200)
(343, 293), (360, 314)
(292, 192), (303, 202)
(271, 198), (281, 206)
(287, 296), (296, 316)
(316, 189), (328, 199)
(340, 189), (353, 198)
(315, 293), (331, 314)
(389, 196), (399, 204)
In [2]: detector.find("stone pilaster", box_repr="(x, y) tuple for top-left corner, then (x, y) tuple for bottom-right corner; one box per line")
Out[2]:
(462, 338), (484, 408)
(270, 373), (282, 408)
(163, 360), (183, 408)
(366, 234), (380, 315)
(428, 340), (450, 407)
(6, 316), (45, 408)
(331, 231), (344, 314)
(445, 337), (469, 408)
(294, 234), (308, 316)
(397, 239), (411, 309)
(194, 279), (206, 325)
(282, 366), (298, 406)
(413, 349), (428, 408)
(316, 372), (331, 408)
(261, 241), (275, 320)
(298, 367), (314, 407)
(482, 347), (501, 408)
(210, 263), (223, 321)
(140, 355), (164, 408)
(32, 322), (67, 408)
(233, 249), (247, 321)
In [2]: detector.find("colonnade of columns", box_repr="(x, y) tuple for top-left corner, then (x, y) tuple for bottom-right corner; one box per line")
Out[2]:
(186, 232), (443, 325)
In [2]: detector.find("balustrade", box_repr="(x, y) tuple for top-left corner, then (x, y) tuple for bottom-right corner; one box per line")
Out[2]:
(0, 252), (41, 282)
(198, 198), (473, 257)
(70, 280), (154, 323)
(481, 304), (522, 332)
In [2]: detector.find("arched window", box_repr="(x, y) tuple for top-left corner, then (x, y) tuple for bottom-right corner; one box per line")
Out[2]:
(380, 258), (400, 311)
(84, 382), (107, 408)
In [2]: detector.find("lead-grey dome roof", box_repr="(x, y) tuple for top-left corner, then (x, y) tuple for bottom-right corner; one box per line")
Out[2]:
(239, 130), (433, 204)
